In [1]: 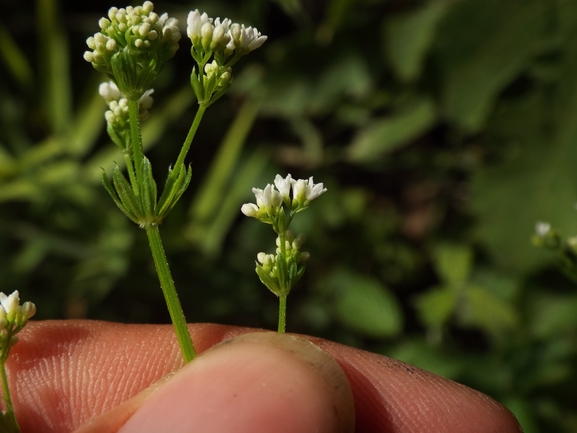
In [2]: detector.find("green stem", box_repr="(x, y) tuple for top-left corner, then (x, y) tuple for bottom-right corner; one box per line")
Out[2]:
(277, 228), (289, 334)
(173, 104), (207, 174)
(128, 99), (144, 193)
(146, 224), (196, 363)
(123, 152), (138, 191)
(0, 357), (19, 432)
(278, 295), (287, 334)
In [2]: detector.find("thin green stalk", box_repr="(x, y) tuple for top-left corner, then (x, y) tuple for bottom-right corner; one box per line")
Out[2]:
(278, 228), (288, 334)
(123, 152), (138, 190)
(146, 224), (196, 363)
(128, 99), (144, 192)
(0, 358), (19, 432)
(278, 295), (287, 334)
(173, 104), (207, 173)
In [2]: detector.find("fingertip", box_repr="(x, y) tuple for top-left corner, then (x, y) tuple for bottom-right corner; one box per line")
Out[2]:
(117, 332), (354, 433)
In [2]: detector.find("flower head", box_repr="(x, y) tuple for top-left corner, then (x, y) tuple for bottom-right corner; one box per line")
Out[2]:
(292, 176), (327, 208)
(84, 2), (180, 98)
(99, 81), (154, 127)
(0, 291), (20, 317)
(274, 174), (293, 202)
(535, 221), (551, 238)
(0, 290), (36, 333)
(241, 174), (326, 226)
(187, 10), (266, 61)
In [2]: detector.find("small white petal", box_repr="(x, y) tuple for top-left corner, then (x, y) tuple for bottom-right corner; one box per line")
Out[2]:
(535, 221), (551, 237)
(274, 174), (293, 199)
(0, 291), (20, 315)
(241, 203), (259, 217)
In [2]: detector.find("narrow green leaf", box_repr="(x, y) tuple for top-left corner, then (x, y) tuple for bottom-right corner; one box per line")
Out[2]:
(255, 264), (280, 296)
(102, 170), (140, 225)
(189, 99), (260, 226)
(111, 165), (143, 222)
(0, 24), (34, 92)
(460, 285), (519, 336)
(157, 164), (191, 217)
(433, 243), (473, 285)
(439, 0), (547, 131)
(385, 2), (447, 81)
(140, 157), (157, 219)
(347, 98), (436, 162)
(186, 150), (268, 256)
(472, 41), (577, 271)
(415, 285), (458, 329)
(67, 78), (108, 156)
(37, 0), (72, 134)
(324, 270), (403, 338)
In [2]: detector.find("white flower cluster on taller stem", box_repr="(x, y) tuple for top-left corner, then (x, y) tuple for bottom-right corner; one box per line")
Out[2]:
(186, 9), (267, 106)
(84, 1), (181, 71)
(84, 1), (181, 99)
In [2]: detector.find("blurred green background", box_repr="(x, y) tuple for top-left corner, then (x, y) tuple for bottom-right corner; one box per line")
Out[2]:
(2, 0), (577, 431)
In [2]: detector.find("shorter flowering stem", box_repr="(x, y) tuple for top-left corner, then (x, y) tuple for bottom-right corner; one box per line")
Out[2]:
(146, 224), (196, 363)
(278, 295), (287, 334)
(0, 357), (19, 432)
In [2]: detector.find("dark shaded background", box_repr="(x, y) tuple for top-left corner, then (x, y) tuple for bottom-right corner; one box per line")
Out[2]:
(1, 0), (577, 431)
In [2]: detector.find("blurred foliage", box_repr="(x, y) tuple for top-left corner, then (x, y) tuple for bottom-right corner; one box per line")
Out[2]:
(1, 0), (577, 431)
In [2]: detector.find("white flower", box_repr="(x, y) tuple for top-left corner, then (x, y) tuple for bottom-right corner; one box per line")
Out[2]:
(241, 184), (282, 220)
(254, 184), (282, 209)
(204, 60), (219, 78)
(229, 24), (267, 53)
(292, 177), (327, 204)
(160, 15), (181, 45)
(535, 221), (551, 237)
(211, 18), (232, 51)
(99, 81), (154, 124)
(241, 203), (259, 217)
(0, 291), (20, 316)
(274, 174), (293, 200)
(187, 10), (211, 43)
(257, 252), (275, 266)
(99, 81), (122, 103)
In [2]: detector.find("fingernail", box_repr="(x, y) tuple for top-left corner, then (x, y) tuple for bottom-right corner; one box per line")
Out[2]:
(118, 332), (355, 433)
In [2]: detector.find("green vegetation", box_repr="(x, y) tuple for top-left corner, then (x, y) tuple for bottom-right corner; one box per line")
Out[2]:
(1, 0), (576, 431)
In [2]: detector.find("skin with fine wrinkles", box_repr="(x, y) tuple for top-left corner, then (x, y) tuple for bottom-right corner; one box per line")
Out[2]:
(6, 321), (522, 433)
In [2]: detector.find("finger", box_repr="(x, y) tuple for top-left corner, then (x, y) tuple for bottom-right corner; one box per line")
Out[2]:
(113, 332), (354, 433)
(309, 338), (523, 433)
(8, 320), (521, 433)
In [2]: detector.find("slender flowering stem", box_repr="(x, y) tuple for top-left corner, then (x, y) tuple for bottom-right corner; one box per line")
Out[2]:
(124, 152), (138, 190)
(278, 295), (287, 334)
(0, 357), (19, 431)
(277, 228), (288, 333)
(146, 224), (196, 362)
(173, 104), (207, 175)
(128, 99), (144, 194)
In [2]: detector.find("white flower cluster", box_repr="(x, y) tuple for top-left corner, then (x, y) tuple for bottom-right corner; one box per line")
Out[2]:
(0, 291), (35, 333)
(255, 231), (309, 297)
(84, 1), (181, 71)
(535, 221), (551, 238)
(187, 10), (267, 57)
(99, 81), (154, 126)
(241, 174), (327, 220)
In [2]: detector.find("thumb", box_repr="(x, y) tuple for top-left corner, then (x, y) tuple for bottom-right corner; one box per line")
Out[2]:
(77, 332), (355, 433)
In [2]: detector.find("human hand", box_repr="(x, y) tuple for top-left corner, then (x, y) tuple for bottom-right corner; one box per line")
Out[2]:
(7, 320), (521, 433)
